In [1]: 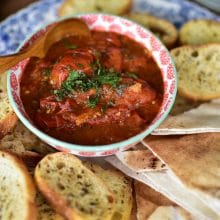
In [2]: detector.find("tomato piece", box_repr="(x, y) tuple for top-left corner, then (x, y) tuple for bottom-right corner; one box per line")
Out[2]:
(50, 49), (94, 88)
(36, 113), (64, 128)
(123, 56), (147, 73)
(102, 47), (123, 72)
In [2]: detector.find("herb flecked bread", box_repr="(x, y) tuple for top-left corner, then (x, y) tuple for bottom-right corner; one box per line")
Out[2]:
(0, 71), (17, 138)
(180, 19), (220, 45)
(36, 192), (64, 220)
(0, 121), (54, 165)
(35, 152), (115, 220)
(171, 44), (220, 101)
(0, 151), (37, 220)
(59, 0), (132, 17)
(84, 162), (133, 220)
(124, 12), (178, 48)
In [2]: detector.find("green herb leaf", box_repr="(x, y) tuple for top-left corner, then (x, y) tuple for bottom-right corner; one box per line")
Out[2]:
(126, 72), (138, 79)
(42, 68), (51, 76)
(52, 60), (122, 104)
(88, 95), (99, 108)
(77, 63), (84, 68)
(62, 39), (78, 49)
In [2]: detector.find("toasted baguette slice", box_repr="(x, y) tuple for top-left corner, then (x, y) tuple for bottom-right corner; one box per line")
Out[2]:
(0, 71), (17, 138)
(124, 12), (178, 48)
(36, 192), (64, 220)
(35, 153), (115, 220)
(180, 19), (220, 45)
(84, 162), (133, 220)
(59, 0), (132, 17)
(0, 151), (37, 220)
(171, 44), (220, 101)
(0, 121), (54, 160)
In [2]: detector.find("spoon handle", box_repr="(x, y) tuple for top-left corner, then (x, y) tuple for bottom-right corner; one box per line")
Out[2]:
(0, 36), (46, 75)
(0, 52), (30, 74)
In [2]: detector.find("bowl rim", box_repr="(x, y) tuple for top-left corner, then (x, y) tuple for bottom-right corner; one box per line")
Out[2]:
(7, 13), (177, 152)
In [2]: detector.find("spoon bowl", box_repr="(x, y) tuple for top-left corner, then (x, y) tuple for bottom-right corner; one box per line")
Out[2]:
(0, 18), (90, 74)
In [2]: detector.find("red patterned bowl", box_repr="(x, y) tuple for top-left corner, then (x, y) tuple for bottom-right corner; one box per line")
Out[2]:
(7, 14), (177, 157)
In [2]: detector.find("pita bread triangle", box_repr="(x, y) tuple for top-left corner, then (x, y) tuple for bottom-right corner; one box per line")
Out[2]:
(154, 99), (220, 135)
(116, 148), (167, 172)
(143, 133), (220, 215)
(106, 154), (219, 219)
(134, 181), (193, 220)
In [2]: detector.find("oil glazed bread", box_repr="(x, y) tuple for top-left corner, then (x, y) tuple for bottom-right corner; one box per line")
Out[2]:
(84, 161), (133, 220)
(0, 71), (17, 138)
(59, 0), (132, 17)
(171, 44), (220, 101)
(124, 12), (178, 48)
(35, 152), (115, 220)
(0, 151), (37, 220)
(180, 19), (220, 45)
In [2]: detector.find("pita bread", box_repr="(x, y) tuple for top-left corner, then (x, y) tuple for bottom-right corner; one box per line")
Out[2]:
(148, 206), (193, 220)
(135, 181), (197, 220)
(106, 156), (220, 219)
(143, 133), (220, 214)
(154, 99), (220, 135)
(116, 149), (167, 172)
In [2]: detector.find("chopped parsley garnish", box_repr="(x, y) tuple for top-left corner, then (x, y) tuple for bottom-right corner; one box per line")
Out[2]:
(52, 60), (123, 107)
(87, 95), (99, 108)
(62, 39), (78, 49)
(77, 63), (84, 68)
(42, 68), (51, 76)
(53, 70), (87, 100)
(126, 72), (138, 79)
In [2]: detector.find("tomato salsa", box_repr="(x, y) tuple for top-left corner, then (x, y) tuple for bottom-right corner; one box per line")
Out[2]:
(20, 31), (163, 145)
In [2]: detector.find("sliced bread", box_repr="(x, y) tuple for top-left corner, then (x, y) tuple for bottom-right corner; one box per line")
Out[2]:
(0, 151), (37, 220)
(59, 0), (132, 17)
(0, 121), (54, 157)
(180, 19), (220, 45)
(135, 181), (192, 220)
(84, 162), (133, 220)
(0, 71), (17, 138)
(36, 191), (64, 220)
(171, 44), (220, 101)
(35, 152), (115, 220)
(124, 12), (178, 48)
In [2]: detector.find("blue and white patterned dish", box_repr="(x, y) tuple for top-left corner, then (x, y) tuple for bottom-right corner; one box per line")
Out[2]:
(0, 0), (219, 56)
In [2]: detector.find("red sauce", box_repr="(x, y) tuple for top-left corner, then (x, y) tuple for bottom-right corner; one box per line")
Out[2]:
(20, 31), (163, 145)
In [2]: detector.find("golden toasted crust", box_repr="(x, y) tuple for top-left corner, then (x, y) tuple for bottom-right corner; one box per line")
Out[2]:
(0, 151), (37, 220)
(84, 162), (133, 220)
(58, 0), (132, 17)
(171, 44), (220, 101)
(36, 191), (65, 220)
(0, 112), (17, 138)
(124, 12), (178, 48)
(35, 152), (115, 220)
(0, 121), (54, 165)
(180, 19), (220, 45)
(36, 179), (80, 220)
(0, 71), (18, 138)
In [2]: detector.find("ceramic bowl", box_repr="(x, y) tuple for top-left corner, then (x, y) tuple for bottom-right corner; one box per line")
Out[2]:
(7, 14), (177, 156)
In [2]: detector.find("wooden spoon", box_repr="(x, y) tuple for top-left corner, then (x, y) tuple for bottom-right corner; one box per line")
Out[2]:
(0, 18), (90, 74)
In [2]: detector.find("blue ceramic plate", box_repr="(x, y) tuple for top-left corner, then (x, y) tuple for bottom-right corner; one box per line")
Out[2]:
(0, 0), (219, 56)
